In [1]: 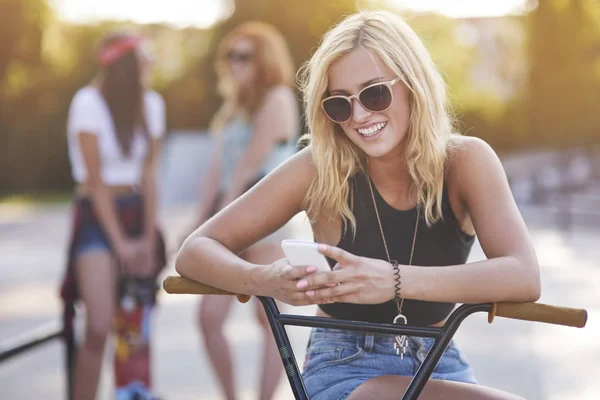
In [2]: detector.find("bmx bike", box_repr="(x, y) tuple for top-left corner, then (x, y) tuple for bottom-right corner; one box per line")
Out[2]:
(163, 276), (587, 400)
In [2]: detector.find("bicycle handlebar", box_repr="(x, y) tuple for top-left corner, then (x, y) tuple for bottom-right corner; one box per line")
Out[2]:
(488, 302), (586, 328)
(162, 276), (587, 328)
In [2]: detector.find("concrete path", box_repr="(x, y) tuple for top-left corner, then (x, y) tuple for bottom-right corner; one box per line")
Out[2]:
(1, 133), (597, 399)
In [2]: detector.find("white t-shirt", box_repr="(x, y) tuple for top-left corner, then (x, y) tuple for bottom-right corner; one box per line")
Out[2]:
(66, 86), (166, 185)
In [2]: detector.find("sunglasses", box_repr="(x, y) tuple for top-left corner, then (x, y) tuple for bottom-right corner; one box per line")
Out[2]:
(321, 77), (401, 123)
(226, 50), (253, 64)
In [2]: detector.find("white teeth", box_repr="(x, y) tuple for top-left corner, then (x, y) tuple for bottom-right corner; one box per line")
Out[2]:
(358, 122), (386, 137)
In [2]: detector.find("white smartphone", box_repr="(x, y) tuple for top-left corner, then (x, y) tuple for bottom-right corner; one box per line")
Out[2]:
(281, 240), (332, 273)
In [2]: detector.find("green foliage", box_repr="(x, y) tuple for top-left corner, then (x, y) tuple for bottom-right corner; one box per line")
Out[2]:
(527, 0), (600, 148)
(0, 0), (54, 192)
(1, 0), (599, 194)
(398, 11), (530, 153)
(0, 0), (49, 84)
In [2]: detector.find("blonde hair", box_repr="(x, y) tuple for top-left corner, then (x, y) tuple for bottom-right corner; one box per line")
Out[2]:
(211, 21), (295, 132)
(299, 10), (456, 233)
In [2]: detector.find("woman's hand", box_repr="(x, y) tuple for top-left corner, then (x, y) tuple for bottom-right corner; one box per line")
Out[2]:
(115, 237), (155, 277)
(136, 236), (157, 277)
(254, 259), (326, 306)
(114, 239), (144, 275)
(295, 244), (397, 305)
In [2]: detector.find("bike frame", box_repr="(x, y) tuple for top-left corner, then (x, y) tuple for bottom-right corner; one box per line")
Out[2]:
(162, 276), (587, 400)
(257, 296), (492, 400)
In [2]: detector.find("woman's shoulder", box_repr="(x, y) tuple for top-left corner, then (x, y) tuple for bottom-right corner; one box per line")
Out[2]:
(446, 135), (499, 169)
(285, 145), (316, 173)
(266, 84), (295, 96)
(270, 145), (316, 188)
(67, 86), (104, 129)
(143, 90), (165, 108)
(445, 134), (504, 191)
(71, 85), (101, 108)
(263, 85), (297, 107)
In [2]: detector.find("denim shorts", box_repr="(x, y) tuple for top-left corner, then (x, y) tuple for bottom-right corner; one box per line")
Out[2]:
(301, 327), (477, 400)
(71, 193), (142, 259)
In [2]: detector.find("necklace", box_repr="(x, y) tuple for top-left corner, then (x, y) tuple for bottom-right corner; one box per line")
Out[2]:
(366, 174), (419, 359)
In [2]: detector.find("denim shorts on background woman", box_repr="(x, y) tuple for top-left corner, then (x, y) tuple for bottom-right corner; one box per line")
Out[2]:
(71, 193), (142, 259)
(301, 327), (477, 400)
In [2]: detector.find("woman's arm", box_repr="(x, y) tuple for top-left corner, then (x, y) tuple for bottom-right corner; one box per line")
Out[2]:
(79, 133), (137, 269)
(221, 87), (296, 205)
(405, 137), (541, 303)
(138, 137), (162, 276)
(401, 137), (541, 303)
(175, 148), (316, 303)
(141, 138), (161, 242)
(302, 137), (541, 305)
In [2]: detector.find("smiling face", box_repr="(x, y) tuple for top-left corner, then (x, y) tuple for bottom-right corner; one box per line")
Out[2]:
(326, 47), (411, 159)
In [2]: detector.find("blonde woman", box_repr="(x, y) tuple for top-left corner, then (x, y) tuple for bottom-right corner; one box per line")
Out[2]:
(188, 22), (299, 400)
(177, 11), (539, 400)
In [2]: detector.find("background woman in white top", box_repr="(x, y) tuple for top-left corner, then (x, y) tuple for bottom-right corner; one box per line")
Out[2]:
(60, 32), (166, 399)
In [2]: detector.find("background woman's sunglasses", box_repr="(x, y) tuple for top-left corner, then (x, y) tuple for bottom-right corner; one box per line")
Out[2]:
(226, 50), (253, 64)
(321, 77), (401, 123)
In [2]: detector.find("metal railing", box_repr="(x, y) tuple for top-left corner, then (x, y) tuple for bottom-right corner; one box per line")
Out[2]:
(0, 320), (63, 363)
(0, 319), (71, 399)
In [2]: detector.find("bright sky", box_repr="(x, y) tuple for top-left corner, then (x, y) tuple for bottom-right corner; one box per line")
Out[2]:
(49, 0), (234, 28)
(390, 0), (530, 18)
(49, 0), (529, 28)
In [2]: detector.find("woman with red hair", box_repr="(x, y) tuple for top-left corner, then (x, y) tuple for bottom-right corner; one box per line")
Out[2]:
(187, 22), (299, 400)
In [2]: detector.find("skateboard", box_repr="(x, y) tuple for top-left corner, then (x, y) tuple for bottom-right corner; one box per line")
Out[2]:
(114, 277), (157, 400)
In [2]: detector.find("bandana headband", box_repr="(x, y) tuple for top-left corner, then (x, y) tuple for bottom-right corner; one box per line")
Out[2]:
(99, 36), (144, 67)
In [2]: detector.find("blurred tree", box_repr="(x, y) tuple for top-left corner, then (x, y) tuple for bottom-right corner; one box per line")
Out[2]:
(160, 27), (215, 130)
(404, 13), (478, 108)
(0, 0), (48, 86)
(373, 6), (529, 153)
(0, 0), (52, 192)
(527, 0), (600, 148)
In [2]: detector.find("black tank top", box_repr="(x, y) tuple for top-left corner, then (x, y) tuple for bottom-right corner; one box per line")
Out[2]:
(318, 173), (475, 326)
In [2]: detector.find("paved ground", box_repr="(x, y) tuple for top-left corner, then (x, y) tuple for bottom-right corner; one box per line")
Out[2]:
(1, 134), (598, 399)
